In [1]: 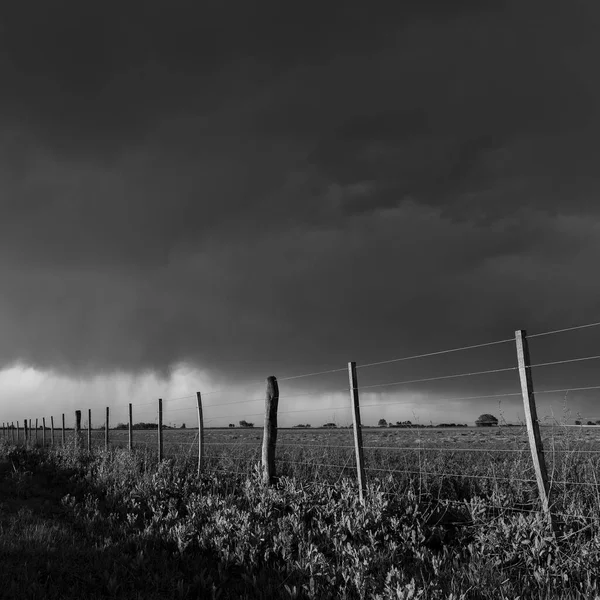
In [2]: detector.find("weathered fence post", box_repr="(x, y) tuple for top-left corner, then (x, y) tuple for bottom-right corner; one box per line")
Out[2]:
(157, 399), (163, 461)
(262, 376), (279, 485)
(75, 410), (82, 449)
(349, 361), (367, 503)
(16, 421), (20, 445)
(515, 329), (555, 531)
(24, 419), (29, 446)
(61, 414), (66, 447)
(105, 407), (109, 451)
(128, 403), (133, 452)
(50, 416), (55, 447)
(35, 418), (39, 444)
(196, 392), (204, 475)
(87, 409), (92, 452)
(11, 422), (15, 443)
(42, 417), (46, 447)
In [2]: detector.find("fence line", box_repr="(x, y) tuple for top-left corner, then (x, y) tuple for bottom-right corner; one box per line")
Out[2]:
(3, 322), (600, 532)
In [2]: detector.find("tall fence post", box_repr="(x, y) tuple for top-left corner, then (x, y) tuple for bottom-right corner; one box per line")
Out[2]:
(105, 407), (110, 451)
(17, 421), (20, 445)
(61, 414), (66, 447)
(24, 418), (29, 446)
(158, 399), (163, 461)
(128, 403), (133, 452)
(515, 329), (555, 531)
(349, 361), (367, 504)
(50, 416), (55, 447)
(35, 418), (39, 445)
(87, 409), (92, 452)
(42, 418), (46, 447)
(75, 410), (82, 449)
(196, 392), (204, 475)
(29, 420), (32, 444)
(262, 376), (279, 485)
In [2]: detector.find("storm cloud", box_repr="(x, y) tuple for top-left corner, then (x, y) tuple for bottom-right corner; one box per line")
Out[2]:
(1, 0), (599, 423)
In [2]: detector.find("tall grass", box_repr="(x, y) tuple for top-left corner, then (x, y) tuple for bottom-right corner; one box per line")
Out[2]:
(1, 428), (599, 599)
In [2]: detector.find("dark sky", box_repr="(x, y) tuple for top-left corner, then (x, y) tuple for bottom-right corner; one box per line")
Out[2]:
(1, 0), (600, 424)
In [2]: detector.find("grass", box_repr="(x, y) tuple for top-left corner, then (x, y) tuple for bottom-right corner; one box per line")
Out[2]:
(1, 425), (600, 599)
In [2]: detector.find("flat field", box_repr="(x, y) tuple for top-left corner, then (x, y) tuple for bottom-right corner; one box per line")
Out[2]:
(65, 424), (600, 512)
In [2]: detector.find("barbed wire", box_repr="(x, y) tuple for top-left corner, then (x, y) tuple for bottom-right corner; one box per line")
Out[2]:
(528, 320), (600, 339)
(361, 445), (529, 453)
(359, 366), (517, 391)
(357, 337), (514, 370)
(364, 466), (537, 484)
(529, 354), (600, 370)
(279, 367), (348, 381)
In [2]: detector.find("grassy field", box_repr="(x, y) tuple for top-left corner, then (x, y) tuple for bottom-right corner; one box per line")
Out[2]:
(1, 426), (599, 598)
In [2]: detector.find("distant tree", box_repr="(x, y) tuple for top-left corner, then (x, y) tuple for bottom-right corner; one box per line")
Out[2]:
(575, 420), (582, 425)
(587, 421), (595, 426)
(229, 423), (235, 428)
(475, 414), (498, 427)
(322, 422), (337, 428)
(180, 423), (186, 429)
(115, 423), (127, 430)
(378, 418), (388, 428)
(239, 420), (254, 428)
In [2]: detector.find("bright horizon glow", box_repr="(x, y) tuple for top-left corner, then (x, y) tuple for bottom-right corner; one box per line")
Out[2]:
(0, 365), (578, 429)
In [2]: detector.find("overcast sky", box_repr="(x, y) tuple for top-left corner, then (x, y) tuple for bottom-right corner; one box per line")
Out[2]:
(1, 0), (600, 427)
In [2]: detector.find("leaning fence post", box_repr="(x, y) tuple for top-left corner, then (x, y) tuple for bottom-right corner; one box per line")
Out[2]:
(349, 361), (367, 503)
(128, 403), (133, 452)
(88, 409), (92, 452)
(61, 414), (66, 447)
(51, 416), (55, 447)
(196, 392), (204, 475)
(75, 410), (82, 449)
(262, 376), (279, 485)
(158, 399), (163, 461)
(515, 329), (555, 531)
(105, 407), (110, 451)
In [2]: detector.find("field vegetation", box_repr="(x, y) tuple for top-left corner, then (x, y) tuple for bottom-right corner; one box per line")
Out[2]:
(1, 425), (600, 599)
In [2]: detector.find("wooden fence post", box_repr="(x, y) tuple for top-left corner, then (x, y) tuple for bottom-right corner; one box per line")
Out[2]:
(158, 399), (163, 462)
(35, 418), (39, 445)
(349, 361), (367, 503)
(12, 422), (15, 443)
(88, 409), (92, 452)
(24, 419), (29, 446)
(515, 329), (555, 531)
(61, 414), (66, 447)
(17, 421), (20, 445)
(51, 416), (55, 447)
(128, 403), (133, 452)
(75, 410), (82, 449)
(196, 392), (204, 475)
(105, 407), (109, 451)
(42, 418), (46, 447)
(29, 420), (32, 444)
(262, 376), (279, 485)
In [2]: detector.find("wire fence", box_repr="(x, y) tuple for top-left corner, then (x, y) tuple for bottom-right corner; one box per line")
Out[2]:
(3, 321), (600, 527)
